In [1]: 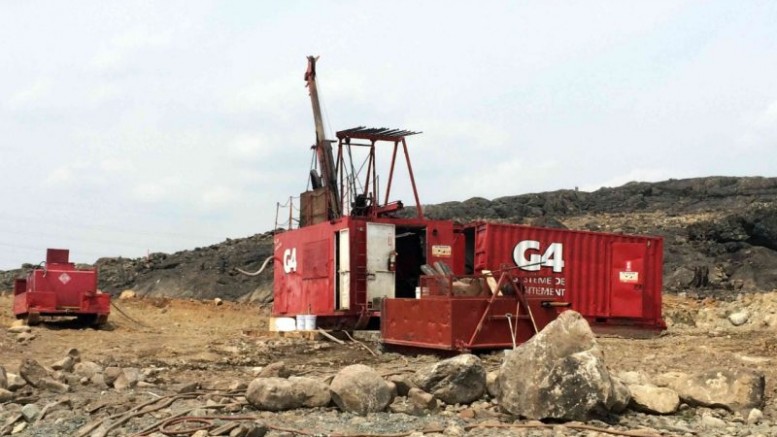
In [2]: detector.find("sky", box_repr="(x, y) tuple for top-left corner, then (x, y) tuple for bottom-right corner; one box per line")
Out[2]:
(1, 1), (776, 269)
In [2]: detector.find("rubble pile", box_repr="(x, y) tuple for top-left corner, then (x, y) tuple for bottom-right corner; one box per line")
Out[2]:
(1, 311), (773, 436)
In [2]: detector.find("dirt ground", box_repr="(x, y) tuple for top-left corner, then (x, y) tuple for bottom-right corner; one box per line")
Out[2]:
(2, 292), (776, 436)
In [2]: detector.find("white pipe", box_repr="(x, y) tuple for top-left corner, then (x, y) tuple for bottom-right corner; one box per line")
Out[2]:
(235, 255), (274, 277)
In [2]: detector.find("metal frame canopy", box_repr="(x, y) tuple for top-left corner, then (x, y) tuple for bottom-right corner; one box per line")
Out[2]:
(335, 126), (424, 219)
(336, 127), (420, 142)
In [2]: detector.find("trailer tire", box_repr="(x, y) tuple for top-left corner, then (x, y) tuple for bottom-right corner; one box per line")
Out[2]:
(77, 314), (97, 326)
(27, 312), (41, 326)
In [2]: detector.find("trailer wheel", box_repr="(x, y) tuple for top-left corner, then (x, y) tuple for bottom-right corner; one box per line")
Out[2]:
(77, 314), (97, 326)
(27, 312), (41, 326)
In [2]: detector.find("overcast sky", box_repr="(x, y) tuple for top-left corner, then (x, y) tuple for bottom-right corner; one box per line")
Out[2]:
(1, 1), (776, 269)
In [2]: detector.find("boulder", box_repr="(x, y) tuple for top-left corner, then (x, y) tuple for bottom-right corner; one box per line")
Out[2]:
(65, 347), (81, 361)
(51, 357), (76, 372)
(91, 373), (108, 389)
(38, 377), (69, 393)
(670, 369), (764, 412)
(387, 374), (418, 396)
(408, 388), (438, 412)
(412, 354), (486, 405)
(176, 382), (200, 394)
(7, 325), (31, 334)
(21, 404), (41, 422)
(6, 373), (26, 391)
(728, 311), (750, 326)
(701, 414), (727, 428)
(119, 290), (136, 300)
(74, 361), (104, 379)
(616, 371), (652, 386)
(388, 397), (422, 415)
(609, 377), (632, 413)
(0, 388), (13, 402)
(257, 362), (290, 378)
(246, 377), (303, 411)
(19, 359), (50, 387)
(628, 384), (680, 414)
(486, 371), (499, 398)
(330, 364), (393, 415)
(245, 422), (269, 437)
(114, 368), (141, 391)
(747, 408), (763, 424)
(289, 376), (330, 407)
(497, 310), (623, 421)
(104, 367), (123, 387)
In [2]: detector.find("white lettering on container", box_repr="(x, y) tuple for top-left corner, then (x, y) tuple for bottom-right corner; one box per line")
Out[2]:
(283, 248), (297, 273)
(513, 241), (565, 273)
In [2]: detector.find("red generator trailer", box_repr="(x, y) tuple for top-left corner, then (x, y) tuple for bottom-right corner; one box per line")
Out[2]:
(271, 56), (664, 351)
(13, 248), (110, 327)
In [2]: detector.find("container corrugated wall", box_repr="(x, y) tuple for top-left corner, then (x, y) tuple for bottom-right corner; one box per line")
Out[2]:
(472, 222), (664, 329)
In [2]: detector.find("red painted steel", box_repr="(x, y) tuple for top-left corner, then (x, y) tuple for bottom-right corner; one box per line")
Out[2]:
(13, 249), (110, 323)
(381, 295), (563, 351)
(272, 216), (459, 325)
(468, 222), (665, 330)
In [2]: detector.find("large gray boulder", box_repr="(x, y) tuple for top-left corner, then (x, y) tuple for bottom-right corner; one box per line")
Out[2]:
(329, 364), (393, 415)
(669, 370), (764, 412)
(246, 377), (304, 411)
(413, 354), (486, 405)
(497, 310), (625, 420)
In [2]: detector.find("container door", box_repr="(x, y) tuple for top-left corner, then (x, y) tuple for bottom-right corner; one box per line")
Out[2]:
(338, 229), (350, 310)
(609, 243), (645, 318)
(366, 222), (396, 306)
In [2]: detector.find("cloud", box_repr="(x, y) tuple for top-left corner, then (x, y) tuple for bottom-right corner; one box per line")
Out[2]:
(735, 99), (777, 150)
(43, 161), (94, 186)
(755, 100), (777, 128)
(199, 186), (240, 211)
(228, 133), (273, 161)
(112, 26), (173, 50)
(223, 75), (301, 117)
(5, 78), (52, 110)
(89, 25), (175, 72)
(45, 166), (74, 185)
(132, 177), (183, 203)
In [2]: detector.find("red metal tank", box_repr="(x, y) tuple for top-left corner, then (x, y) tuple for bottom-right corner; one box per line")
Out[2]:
(13, 248), (110, 326)
(463, 222), (665, 331)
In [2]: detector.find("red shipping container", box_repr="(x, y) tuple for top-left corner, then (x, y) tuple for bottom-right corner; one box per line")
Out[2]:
(466, 222), (665, 331)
